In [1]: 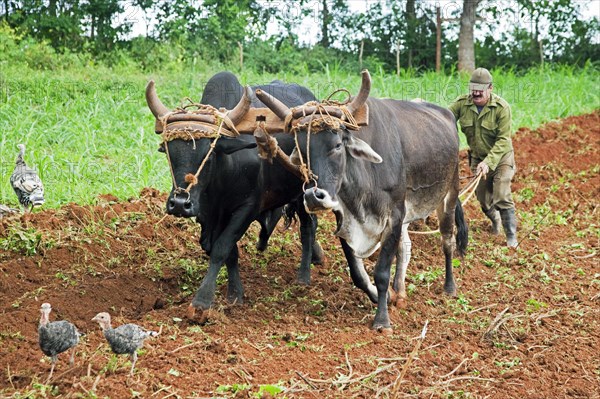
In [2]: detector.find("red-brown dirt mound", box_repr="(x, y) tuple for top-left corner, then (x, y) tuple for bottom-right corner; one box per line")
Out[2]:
(1, 111), (598, 398)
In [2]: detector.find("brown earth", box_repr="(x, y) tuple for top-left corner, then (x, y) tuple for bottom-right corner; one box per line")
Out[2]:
(0, 111), (598, 399)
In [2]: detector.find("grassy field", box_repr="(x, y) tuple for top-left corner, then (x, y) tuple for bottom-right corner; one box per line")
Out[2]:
(1, 63), (598, 208)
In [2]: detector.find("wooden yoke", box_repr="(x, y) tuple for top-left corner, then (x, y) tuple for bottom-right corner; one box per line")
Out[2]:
(236, 108), (287, 134)
(234, 104), (369, 134)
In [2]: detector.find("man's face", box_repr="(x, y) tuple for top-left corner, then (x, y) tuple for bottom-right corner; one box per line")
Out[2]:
(471, 85), (492, 106)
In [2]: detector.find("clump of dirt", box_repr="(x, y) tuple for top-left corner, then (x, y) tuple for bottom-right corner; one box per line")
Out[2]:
(0, 112), (598, 398)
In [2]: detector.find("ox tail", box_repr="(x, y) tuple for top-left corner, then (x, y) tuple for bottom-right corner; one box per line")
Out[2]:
(455, 200), (468, 257)
(282, 203), (298, 230)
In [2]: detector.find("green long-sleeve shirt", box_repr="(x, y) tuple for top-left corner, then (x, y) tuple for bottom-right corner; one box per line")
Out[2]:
(448, 92), (513, 170)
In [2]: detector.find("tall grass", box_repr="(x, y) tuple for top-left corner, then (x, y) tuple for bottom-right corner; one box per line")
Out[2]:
(1, 63), (598, 208)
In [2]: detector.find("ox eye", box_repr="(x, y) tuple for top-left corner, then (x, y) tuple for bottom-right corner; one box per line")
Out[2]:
(158, 144), (166, 153)
(328, 141), (342, 156)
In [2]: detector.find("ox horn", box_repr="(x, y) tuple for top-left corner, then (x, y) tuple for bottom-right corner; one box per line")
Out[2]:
(145, 80), (170, 119)
(346, 69), (371, 116)
(255, 89), (292, 121)
(227, 86), (252, 125)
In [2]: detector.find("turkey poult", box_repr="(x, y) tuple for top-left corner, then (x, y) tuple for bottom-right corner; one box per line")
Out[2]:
(0, 204), (19, 218)
(92, 312), (159, 376)
(10, 144), (45, 211)
(38, 303), (80, 380)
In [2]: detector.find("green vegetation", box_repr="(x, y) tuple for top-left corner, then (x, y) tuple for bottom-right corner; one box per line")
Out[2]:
(0, 225), (44, 255)
(1, 1), (598, 72)
(1, 48), (598, 209)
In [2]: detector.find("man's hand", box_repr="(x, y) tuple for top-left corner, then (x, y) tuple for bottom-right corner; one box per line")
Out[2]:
(476, 161), (489, 178)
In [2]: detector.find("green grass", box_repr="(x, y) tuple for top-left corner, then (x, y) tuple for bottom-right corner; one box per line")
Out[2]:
(1, 63), (598, 208)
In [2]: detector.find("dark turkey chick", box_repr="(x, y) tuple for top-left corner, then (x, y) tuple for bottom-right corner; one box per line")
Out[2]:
(38, 303), (80, 380)
(10, 144), (45, 211)
(92, 312), (159, 375)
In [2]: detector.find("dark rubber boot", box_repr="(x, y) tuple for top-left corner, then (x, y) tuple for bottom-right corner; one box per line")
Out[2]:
(500, 208), (518, 248)
(484, 208), (501, 235)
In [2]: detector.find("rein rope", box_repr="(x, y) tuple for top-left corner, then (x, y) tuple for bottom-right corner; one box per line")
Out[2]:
(159, 101), (235, 195)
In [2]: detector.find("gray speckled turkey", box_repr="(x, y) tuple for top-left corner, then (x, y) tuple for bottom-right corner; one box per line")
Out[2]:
(38, 303), (80, 380)
(0, 204), (19, 218)
(92, 312), (159, 375)
(10, 144), (45, 211)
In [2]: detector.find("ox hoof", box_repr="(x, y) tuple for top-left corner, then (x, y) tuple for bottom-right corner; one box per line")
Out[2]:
(255, 240), (268, 252)
(389, 288), (408, 308)
(185, 304), (209, 324)
(444, 287), (457, 297)
(394, 296), (408, 309)
(296, 277), (311, 286)
(374, 326), (393, 336)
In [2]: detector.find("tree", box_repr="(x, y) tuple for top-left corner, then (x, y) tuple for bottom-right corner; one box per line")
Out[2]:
(83, 0), (130, 53)
(132, 0), (155, 38)
(458, 0), (481, 72)
(316, 0), (349, 48)
(405, 0), (416, 68)
(2, 0), (84, 50)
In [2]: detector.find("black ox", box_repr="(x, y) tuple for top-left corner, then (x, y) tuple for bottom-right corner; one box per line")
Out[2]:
(257, 70), (468, 331)
(146, 72), (322, 321)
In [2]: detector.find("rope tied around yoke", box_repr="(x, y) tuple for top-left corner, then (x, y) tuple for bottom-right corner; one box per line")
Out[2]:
(286, 89), (360, 135)
(159, 101), (240, 143)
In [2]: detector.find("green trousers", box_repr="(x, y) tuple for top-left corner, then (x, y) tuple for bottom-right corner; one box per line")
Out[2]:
(470, 151), (516, 212)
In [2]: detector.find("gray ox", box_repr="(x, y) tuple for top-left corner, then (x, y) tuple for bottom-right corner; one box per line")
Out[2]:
(256, 70), (468, 331)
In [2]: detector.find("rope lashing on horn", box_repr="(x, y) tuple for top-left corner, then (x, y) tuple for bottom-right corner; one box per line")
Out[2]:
(286, 91), (361, 188)
(159, 102), (235, 195)
(407, 172), (483, 235)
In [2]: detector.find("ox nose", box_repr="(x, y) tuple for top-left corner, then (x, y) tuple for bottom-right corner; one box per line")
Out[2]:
(304, 187), (330, 212)
(166, 195), (195, 217)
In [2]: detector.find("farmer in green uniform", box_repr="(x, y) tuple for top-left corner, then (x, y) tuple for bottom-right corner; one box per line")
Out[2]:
(449, 68), (518, 248)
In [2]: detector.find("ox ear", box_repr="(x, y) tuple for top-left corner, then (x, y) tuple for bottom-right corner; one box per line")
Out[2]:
(290, 147), (302, 165)
(345, 136), (382, 163)
(215, 136), (257, 155)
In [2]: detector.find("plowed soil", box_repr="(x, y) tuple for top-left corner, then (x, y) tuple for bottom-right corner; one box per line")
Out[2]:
(1, 111), (598, 399)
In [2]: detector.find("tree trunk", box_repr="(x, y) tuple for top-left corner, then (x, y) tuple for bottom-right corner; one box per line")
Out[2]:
(90, 15), (95, 41)
(458, 0), (480, 72)
(48, 0), (57, 17)
(405, 0), (415, 69)
(396, 42), (401, 76)
(320, 0), (330, 48)
(436, 6), (441, 73)
(359, 39), (364, 70)
(238, 41), (244, 70)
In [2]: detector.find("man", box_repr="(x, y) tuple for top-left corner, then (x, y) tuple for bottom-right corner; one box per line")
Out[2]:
(449, 68), (518, 248)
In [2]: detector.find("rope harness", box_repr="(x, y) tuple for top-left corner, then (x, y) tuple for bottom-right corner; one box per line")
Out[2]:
(285, 89), (361, 190)
(159, 101), (239, 197)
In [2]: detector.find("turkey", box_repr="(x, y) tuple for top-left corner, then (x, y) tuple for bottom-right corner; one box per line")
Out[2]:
(10, 144), (45, 211)
(38, 303), (80, 380)
(92, 312), (159, 375)
(0, 204), (19, 218)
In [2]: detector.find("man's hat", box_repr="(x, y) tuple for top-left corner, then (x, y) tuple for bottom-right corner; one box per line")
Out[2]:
(469, 68), (493, 91)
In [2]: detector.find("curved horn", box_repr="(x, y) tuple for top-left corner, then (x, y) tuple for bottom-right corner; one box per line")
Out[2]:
(346, 70), (371, 116)
(145, 80), (170, 119)
(227, 86), (252, 125)
(255, 89), (292, 121)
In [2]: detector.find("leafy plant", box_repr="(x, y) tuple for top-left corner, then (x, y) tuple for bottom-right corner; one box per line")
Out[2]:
(0, 226), (43, 255)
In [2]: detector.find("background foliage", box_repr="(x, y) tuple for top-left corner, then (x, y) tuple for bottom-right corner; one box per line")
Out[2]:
(0, 0), (598, 73)
(0, 1), (598, 208)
